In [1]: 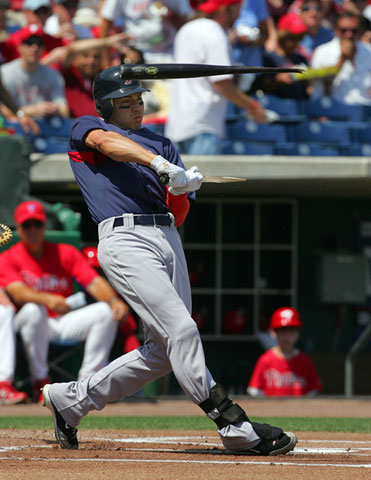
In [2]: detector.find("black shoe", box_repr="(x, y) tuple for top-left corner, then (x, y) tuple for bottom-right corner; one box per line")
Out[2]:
(42, 384), (79, 450)
(242, 431), (298, 456)
(227, 422), (297, 456)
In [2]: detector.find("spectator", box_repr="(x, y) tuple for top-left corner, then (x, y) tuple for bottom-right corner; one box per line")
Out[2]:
(250, 12), (310, 98)
(1, 0), (67, 62)
(98, 0), (191, 66)
(0, 26), (69, 119)
(289, 0), (342, 28)
(247, 307), (322, 397)
(44, 0), (93, 41)
(165, 0), (268, 156)
(56, 45), (103, 117)
(0, 73), (40, 134)
(311, 10), (371, 104)
(266, 0), (295, 23)
(297, 0), (334, 61)
(230, 0), (278, 91)
(0, 200), (129, 403)
(81, 246), (141, 355)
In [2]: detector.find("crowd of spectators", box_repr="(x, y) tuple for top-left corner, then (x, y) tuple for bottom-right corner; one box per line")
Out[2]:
(0, 0), (368, 130)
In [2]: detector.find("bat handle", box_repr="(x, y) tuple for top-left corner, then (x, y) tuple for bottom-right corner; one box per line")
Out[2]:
(159, 173), (170, 185)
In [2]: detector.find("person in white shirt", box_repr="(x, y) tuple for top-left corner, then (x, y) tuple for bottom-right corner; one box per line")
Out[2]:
(165, 0), (267, 155)
(310, 10), (371, 105)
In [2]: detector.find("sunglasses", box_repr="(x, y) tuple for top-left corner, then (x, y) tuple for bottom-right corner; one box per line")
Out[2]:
(302, 5), (321, 12)
(34, 6), (51, 15)
(21, 220), (45, 229)
(22, 37), (44, 47)
(338, 27), (359, 34)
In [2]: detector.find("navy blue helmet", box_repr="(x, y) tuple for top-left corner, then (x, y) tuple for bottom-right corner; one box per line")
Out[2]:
(93, 65), (150, 120)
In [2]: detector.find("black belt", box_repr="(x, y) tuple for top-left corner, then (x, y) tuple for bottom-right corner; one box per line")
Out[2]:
(113, 214), (172, 228)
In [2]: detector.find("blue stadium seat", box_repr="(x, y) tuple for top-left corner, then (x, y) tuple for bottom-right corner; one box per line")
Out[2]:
(31, 136), (69, 154)
(256, 94), (298, 117)
(222, 140), (274, 155)
(291, 121), (351, 145)
(355, 124), (371, 144)
(226, 120), (287, 143)
(342, 144), (371, 156)
(275, 142), (340, 156)
(303, 96), (368, 122)
(37, 116), (74, 137)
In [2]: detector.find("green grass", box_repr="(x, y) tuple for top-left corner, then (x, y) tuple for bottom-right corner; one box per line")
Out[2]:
(0, 416), (370, 433)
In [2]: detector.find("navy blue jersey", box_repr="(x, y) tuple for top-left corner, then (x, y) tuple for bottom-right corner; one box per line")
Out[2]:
(68, 115), (192, 224)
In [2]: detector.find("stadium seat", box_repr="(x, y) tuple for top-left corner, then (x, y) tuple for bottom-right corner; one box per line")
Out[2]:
(342, 144), (371, 156)
(275, 142), (340, 156)
(37, 116), (74, 137)
(222, 140), (274, 155)
(302, 96), (368, 122)
(226, 120), (287, 143)
(355, 124), (371, 144)
(291, 121), (351, 145)
(31, 136), (69, 154)
(256, 94), (298, 117)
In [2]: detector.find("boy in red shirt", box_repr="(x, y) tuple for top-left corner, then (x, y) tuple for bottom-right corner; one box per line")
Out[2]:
(248, 307), (322, 397)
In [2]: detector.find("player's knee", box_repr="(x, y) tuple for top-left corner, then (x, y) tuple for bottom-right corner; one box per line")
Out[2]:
(21, 302), (48, 325)
(92, 301), (116, 325)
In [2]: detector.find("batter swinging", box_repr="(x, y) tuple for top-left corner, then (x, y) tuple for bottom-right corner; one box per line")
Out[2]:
(42, 65), (297, 455)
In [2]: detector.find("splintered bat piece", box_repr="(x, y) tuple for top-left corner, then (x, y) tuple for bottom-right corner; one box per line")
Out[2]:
(160, 174), (246, 185)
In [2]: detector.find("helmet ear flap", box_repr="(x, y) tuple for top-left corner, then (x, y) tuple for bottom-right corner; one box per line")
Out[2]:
(95, 98), (113, 120)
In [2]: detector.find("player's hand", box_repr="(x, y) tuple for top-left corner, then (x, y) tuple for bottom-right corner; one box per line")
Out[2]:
(109, 297), (130, 322)
(150, 155), (188, 187)
(169, 166), (204, 195)
(44, 294), (71, 314)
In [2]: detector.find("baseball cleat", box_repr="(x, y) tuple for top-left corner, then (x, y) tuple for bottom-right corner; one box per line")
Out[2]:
(228, 431), (298, 456)
(42, 384), (79, 450)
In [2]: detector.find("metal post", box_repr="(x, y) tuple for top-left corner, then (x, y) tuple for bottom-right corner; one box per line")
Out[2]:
(344, 321), (371, 397)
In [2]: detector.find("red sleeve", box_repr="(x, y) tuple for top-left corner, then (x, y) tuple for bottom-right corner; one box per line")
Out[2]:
(0, 248), (24, 287)
(58, 244), (98, 288)
(248, 353), (268, 390)
(166, 188), (190, 227)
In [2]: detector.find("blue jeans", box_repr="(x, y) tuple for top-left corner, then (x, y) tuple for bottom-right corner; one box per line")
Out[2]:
(175, 133), (223, 155)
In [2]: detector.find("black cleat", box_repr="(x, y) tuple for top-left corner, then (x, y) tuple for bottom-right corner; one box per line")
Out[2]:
(239, 431), (298, 456)
(42, 384), (79, 450)
(227, 422), (297, 456)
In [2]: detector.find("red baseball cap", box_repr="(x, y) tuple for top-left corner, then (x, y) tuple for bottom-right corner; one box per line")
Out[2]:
(277, 13), (308, 35)
(190, 0), (241, 14)
(14, 200), (46, 224)
(81, 246), (100, 269)
(17, 24), (45, 44)
(270, 307), (302, 330)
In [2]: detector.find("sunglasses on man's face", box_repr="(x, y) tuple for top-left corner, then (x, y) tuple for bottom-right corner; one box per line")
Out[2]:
(21, 220), (45, 229)
(338, 27), (359, 34)
(302, 5), (321, 12)
(34, 6), (51, 15)
(23, 37), (44, 47)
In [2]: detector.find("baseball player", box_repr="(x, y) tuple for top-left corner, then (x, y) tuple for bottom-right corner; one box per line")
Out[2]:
(0, 200), (129, 403)
(248, 307), (323, 397)
(41, 64), (297, 455)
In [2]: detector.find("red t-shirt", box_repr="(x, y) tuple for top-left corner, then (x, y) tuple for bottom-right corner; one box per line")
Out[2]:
(55, 64), (97, 118)
(248, 348), (322, 396)
(0, 241), (98, 316)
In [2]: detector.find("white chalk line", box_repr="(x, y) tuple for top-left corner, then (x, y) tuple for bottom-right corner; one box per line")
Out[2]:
(1, 436), (371, 469)
(0, 456), (371, 469)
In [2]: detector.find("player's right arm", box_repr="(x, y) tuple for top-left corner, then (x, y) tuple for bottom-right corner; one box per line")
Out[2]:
(6, 282), (71, 314)
(85, 129), (157, 166)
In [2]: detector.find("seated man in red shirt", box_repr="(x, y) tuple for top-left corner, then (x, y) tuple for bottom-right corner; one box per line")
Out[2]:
(0, 200), (129, 404)
(247, 307), (322, 397)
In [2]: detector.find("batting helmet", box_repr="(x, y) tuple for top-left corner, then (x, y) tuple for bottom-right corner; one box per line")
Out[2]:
(81, 246), (100, 269)
(270, 307), (302, 330)
(93, 65), (150, 120)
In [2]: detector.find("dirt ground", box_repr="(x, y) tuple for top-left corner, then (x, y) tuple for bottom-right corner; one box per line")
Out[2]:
(0, 397), (370, 480)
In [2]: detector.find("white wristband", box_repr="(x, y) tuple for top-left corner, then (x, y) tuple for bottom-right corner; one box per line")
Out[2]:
(16, 109), (25, 118)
